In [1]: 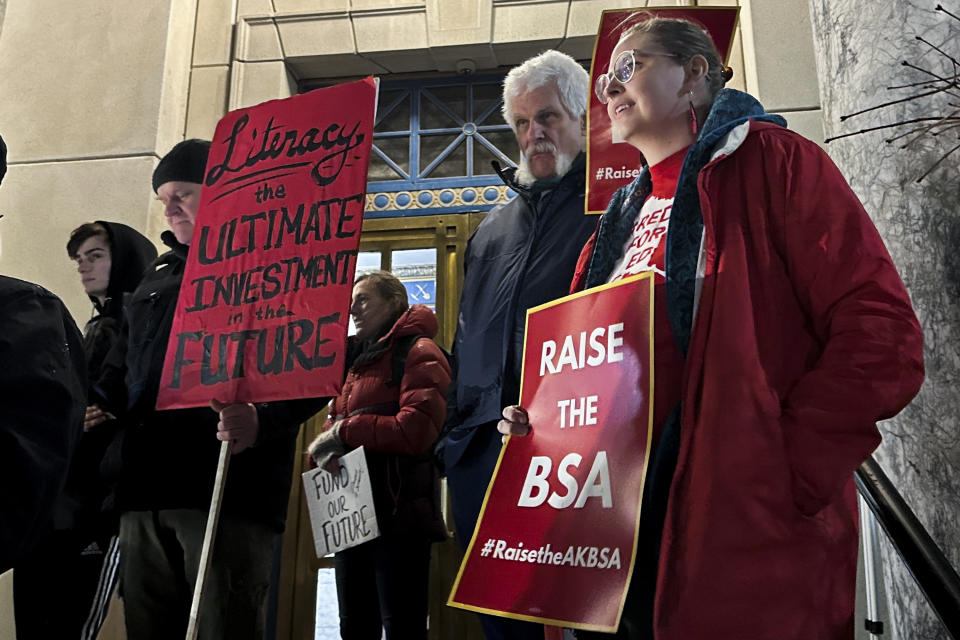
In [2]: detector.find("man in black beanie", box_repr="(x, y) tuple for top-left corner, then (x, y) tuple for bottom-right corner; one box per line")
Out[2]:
(91, 139), (321, 640)
(0, 132), (87, 574)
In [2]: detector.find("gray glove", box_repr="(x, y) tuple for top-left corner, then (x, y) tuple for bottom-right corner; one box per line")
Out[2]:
(308, 421), (346, 471)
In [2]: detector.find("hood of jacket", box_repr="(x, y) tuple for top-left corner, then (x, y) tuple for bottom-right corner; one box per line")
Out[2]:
(350, 304), (439, 370)
(385, 303), (439, 341)
(695, 88), (786, 153)
(93, 221), (158, 317)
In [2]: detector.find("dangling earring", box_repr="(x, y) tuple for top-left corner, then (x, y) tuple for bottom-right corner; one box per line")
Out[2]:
(688, 90), (699, 136)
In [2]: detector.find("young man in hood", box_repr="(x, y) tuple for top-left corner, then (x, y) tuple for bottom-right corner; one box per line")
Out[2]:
(13, 220), (157, 639)
(68, 222), (158, 379)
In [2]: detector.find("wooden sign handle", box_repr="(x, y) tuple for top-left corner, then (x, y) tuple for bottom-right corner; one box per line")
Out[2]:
(185, 440), (232, 640)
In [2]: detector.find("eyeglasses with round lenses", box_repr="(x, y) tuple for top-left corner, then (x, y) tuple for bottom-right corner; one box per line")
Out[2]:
(594, 49), (681, 104)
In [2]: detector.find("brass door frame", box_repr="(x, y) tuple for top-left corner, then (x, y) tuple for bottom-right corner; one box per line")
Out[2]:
(274, 212), (486, 640)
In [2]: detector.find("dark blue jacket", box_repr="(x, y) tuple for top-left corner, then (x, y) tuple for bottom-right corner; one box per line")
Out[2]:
(444, 154), (597, 468)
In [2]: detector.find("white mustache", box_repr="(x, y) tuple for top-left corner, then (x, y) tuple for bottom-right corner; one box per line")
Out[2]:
(525, 141), (558, 156)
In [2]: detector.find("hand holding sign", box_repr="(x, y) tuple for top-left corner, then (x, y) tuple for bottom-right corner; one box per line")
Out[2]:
(84, 404), (112, 431)
(302, 446), (379, 557)
(308, 421), (347, 473)
(498, 405), (530, 442)
(211, 398), (259, 453)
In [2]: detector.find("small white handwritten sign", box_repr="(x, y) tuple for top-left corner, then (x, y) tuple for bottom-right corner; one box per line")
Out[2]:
(302, 446), (379, 556)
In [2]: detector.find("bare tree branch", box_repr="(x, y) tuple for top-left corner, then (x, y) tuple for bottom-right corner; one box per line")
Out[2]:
(831, 4), (960, 181)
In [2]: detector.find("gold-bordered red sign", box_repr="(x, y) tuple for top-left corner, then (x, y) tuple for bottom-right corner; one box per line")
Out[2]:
(448, 273), (655, 632)
(586, 6), (740, 214)
(156, 78), (376, 409)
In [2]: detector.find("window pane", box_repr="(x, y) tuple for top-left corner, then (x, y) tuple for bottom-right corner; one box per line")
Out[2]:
(474, 131), (519, 174)
(420, 134), (465, 178)
(424, 85), (467, 122)
(367, 149), (403, 181)
(474, 141), (504, 176)
(392, 248), (436, 268)
(377, 90), (411, 133)
(473, 82), (503, 125)
(393, 249), (437, 309)
(420, 94), (459, 130)
(376, 137), (410, 174)
(356, 251), (382, 275)
(368, 137), (409, 181)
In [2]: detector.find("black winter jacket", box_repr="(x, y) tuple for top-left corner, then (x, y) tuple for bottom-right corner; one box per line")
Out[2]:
(81, 222), (158, 384)
(57, 222), (156, 534)
(95, 231), (321, 532)
(444, 154), (597, 468)
(0, 276), (86, 571)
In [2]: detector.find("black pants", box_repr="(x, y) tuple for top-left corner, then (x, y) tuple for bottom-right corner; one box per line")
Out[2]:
(118, 510), (276, 640)
(446, 423), (545, 640)
(13, 528), (109, 640)
(577, 409), (682, 640)
(333, 535), (432, 640)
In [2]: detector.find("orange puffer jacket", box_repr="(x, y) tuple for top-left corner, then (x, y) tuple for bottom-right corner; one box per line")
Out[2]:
(327, 304), (451, 539)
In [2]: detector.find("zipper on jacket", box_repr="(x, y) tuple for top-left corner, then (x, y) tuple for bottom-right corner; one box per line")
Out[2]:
(500, 180), (581, 377)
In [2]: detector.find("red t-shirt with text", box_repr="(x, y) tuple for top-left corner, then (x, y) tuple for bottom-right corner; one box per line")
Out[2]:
(608, 147), (688, 445)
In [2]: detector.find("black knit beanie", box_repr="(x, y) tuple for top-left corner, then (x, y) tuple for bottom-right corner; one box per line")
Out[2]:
(0, 134), (7, 187)
(152, 139), (211, 193)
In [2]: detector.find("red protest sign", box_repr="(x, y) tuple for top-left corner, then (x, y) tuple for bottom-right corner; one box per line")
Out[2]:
(586, 6), (739, 214)
(448, 274), (654, 632)
(156, 78), (376, 410)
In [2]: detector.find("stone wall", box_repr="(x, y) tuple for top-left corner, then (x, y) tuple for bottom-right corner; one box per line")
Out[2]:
(0, 0), (198, 321)
(808, 1), (960, 638)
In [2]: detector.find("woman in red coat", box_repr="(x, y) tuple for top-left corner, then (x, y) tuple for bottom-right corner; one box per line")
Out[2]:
(309, 270), (451, 640)
(500, 12), (923, 640)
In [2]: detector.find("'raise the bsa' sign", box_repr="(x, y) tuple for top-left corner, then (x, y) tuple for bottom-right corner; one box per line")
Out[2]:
(449, 274), (654, 632)
(156, 78), (376, 409)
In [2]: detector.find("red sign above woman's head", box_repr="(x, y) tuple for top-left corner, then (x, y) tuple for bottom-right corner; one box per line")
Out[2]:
(156, 78), (378, 410)
(586, 7), (740, 214)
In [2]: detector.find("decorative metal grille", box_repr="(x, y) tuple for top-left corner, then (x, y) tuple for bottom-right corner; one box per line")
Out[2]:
(364, 75), (520, 217)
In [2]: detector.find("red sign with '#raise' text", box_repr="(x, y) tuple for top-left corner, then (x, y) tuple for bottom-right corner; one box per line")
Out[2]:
(586, 6), (739, 214)
(156, 78), (376, 410)
(448, 274), (654, 632)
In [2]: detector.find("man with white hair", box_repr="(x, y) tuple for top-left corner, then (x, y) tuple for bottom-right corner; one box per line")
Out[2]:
(443, 50), (597, 639)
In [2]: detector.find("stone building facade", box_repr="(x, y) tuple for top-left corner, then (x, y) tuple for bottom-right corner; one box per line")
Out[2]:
(0, 0), (822, 323)
(810, 1), (960, 638)
(1, 0), (955, 638)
